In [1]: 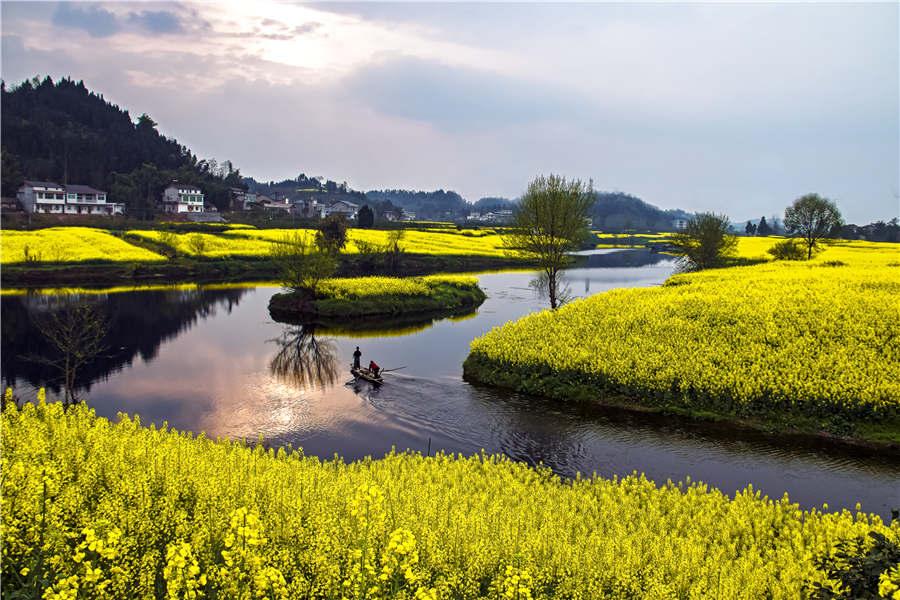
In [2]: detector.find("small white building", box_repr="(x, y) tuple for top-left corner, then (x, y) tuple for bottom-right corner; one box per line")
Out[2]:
(17, 181), (65, 214)
(382, 210), (399, 222)
(161, 183), (205, 213)
(17, 181), (124, 215)
(323, 200), (359, 219)
(672, 218), (689, 231)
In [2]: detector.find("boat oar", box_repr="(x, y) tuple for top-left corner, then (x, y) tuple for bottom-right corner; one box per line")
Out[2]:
(380, 366), (407, 373)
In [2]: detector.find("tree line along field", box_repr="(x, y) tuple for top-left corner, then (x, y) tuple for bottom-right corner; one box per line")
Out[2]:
(464, 241), (900, 441)
(0, 226), (512, 264)
(5, 225), (871, 265)
(4, 399), (899, 599)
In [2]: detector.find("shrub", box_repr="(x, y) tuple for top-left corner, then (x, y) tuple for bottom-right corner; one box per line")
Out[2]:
(768, 239), (807, 260)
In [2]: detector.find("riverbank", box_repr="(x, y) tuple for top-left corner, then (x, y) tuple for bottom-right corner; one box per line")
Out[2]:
(269, 275), (486, 322)
(463, 355), (900, 451)
(1, 253), (534, 288)
(4, 399), (895, 599)
(0, 225), (545, 287)
(464, 241), (900, 448)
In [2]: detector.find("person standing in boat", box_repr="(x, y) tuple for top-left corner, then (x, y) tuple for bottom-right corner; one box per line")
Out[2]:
(353, 346), (362, 369)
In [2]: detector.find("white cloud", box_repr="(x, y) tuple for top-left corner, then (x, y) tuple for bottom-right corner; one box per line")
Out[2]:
(1, 1), (897, 222)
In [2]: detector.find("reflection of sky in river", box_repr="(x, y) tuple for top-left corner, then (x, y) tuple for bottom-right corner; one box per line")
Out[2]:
(3, 251), (898, 518)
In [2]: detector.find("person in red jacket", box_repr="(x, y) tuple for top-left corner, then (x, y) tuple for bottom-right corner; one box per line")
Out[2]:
(368, 360), (380, 377)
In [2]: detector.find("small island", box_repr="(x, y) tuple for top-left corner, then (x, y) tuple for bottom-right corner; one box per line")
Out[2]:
(268, 275), (486, 322)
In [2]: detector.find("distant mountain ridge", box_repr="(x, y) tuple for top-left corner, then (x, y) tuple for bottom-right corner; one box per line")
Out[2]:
(590, 191), (692, 231)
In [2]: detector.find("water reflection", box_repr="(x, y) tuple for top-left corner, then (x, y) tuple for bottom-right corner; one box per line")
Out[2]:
(25, 296), (110, 404)
(268, 324), (339, 391)
(2, 252), (897, 518)
(2, 287), (248, 396)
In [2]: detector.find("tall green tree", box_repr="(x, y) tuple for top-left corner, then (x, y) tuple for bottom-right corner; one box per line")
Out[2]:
(669, 213), (737, 270)
(357, 205), (375, 228)
(1, 147), (23, 198)
(757, 216), (771, 236)
(503, 174), (595, 309)
(784, 193), (843, 260)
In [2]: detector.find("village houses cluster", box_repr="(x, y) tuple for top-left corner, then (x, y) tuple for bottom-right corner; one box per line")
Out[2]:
(14, 180), (413, 222)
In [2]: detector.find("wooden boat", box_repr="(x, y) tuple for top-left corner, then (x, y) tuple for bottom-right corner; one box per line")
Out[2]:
(351, 367), (383, 384)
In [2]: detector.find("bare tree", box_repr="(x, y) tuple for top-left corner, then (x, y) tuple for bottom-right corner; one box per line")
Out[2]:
(503, 174), (594, 309)
(186, 233), (208, 256)
(384, 229), (405, 273)
(269, 232), (336, 295)
(157, 230), (180, 260)
(784, 193), (843, 260)
(30, 298), (109, 403)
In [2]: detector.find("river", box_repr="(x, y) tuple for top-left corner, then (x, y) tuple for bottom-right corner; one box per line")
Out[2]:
(2, 249), (897, 518)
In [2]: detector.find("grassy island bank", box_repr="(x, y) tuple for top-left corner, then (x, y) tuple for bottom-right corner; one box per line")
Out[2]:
(464, 241), (900, 446)
(269, 275), (486, 322)
(4, 400), (898, 599)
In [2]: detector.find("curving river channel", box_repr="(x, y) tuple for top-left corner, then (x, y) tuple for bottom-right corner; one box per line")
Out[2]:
(3, 249), (898, 518)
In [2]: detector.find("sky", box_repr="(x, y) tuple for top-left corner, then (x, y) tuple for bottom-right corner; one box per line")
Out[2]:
(1, 1), (898, 222)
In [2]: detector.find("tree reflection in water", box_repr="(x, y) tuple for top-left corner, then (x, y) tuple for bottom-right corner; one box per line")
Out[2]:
(268, 324), (339, 391)
(530, 271), (574, 308)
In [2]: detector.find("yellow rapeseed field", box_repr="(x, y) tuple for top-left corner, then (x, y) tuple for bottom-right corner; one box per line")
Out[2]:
(127, 230), (278, 258)
(0, 227), (164, 264)
(225, 228), (508, 257)
(466, 242), (900, 425)
(4, 398), (898, 599)
(318, 275), (480, 300)
(2, 227), (510, 263)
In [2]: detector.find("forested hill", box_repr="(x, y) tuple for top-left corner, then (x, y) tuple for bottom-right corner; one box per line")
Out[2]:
(365, 189), (469, 220)
(0, 76), (243, 214)
(591, 192), (691, 231)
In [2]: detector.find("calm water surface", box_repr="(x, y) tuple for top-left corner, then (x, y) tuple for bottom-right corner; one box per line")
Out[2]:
(3, 250), (897, 518)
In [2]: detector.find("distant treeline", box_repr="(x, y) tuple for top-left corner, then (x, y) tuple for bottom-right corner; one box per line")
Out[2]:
(365, 189), (692, 231)
(838, 219), (900, 243)
(244, 174), (366, 202)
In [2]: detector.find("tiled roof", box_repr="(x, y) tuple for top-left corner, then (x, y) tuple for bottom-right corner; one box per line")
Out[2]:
(167, 183), (202, 192)
(23, 180), (65, 189)
(64, 184), (106, 195)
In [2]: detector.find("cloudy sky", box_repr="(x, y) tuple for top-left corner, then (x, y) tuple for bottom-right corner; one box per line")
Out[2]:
(2, 1), (898, 222)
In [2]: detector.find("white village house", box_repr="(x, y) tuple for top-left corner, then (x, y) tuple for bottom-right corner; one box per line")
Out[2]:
(17, 180), (124, 216)
(323, 200), (359, 219)
(161, 183), (205, 213)
(672, 218), (689, 231)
